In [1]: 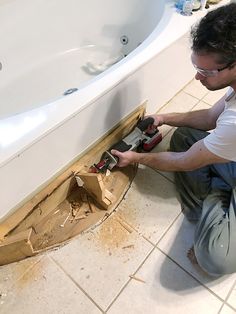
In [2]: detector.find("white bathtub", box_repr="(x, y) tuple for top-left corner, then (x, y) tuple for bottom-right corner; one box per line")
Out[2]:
(0, 0), (229, 220)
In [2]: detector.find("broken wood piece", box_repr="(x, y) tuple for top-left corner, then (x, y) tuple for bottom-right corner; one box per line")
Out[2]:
(69, 201), (85, 218)
(0, 228), (35, 266)
(105, 169), (111, 177)
(70, 201), (81, 208)
(70, 205), (79, 218)
(71, 207), (78, 217)
(122, 244), (135, 249)
(116, 217), (133, 233)
(129, 275), (146, 283)
(0, 225), (9, 242)
(87, 196), (96, 213)
(74, 214), (87, 221)
(80, 192), (88, 203)
(76, 173), (116, 209)
(60, 212), (71, 228)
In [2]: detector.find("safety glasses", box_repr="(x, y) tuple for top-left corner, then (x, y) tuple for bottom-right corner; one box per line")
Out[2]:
(193, 61), (235, 77)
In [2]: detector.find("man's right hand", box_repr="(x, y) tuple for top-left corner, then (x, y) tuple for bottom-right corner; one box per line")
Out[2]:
(145, 114), (165, 127)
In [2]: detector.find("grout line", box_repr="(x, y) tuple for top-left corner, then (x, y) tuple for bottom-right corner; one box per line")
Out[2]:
(191, 101), (211, 110)
(218, 279), (236, 313)
(200, 99), (214, 107)
(155, 90), (200, 117)
(140, 212), (182, 247)
(104, 245), (156, 313)
(154, 212), (182, 247)
(105, 213), (183, 312)
(153, 169), (175, 184)
(139, 233), (157, 247)
(224, 302), (236, 313)
(182, 90), (203, 103)
(154, 78), (196, 115)
(183, 89), (209, 102)
(49, 256), (105, 314)
(155, 246), (226, 306)
(217, 303), (225, 314)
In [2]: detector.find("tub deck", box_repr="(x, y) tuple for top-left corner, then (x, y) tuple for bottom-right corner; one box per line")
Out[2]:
(0, 79), (234, 314)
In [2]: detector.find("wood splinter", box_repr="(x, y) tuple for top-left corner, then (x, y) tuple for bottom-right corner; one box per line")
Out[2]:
(122, 244), (135, 249)
(60, 212), (71, 228)
(116, 217), (133, 233)
(129, 275), (146, 283)
(74, 214), (87, 221)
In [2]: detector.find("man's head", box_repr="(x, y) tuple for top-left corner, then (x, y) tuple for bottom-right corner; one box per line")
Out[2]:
(190, 3), (236, 91)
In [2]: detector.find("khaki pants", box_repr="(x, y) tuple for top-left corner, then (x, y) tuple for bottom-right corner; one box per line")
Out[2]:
(170, 127), (236, 275)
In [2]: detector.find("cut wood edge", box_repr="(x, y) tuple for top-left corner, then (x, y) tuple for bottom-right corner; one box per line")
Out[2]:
(0, 228), (35, 266)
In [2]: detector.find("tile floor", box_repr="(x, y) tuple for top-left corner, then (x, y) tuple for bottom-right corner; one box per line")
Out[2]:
(1, 79), (235, 314)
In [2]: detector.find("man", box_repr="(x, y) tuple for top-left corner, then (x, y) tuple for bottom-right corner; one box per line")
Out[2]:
(111, 3), (236, 276)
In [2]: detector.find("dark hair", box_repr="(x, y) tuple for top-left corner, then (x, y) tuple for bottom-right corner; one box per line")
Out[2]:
(191, 3), (236, 64)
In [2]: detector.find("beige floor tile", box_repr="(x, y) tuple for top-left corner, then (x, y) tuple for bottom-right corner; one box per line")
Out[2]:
(151, 128), (175, 182)
(157, 91), (199, 136)
(184, 79), (209, 99)
(226, 283), (236, 310)
(157, 124), (174, 141)
(159, 91), (200, 114)
(117, 166), (181, 244)
(202, 88), (228, 106)
(220, 305), (236, 314)
(0, 256), (101, 314)
(108, 248), (222, 314)
(50, 213), (153, 311)
(0, 255), (42, 294)
(157, 215), (236, 301)
(191, 100), (211, 111)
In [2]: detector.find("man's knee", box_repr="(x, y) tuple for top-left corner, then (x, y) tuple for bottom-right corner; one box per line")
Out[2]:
(170, 127), (190, 152)
(170, 127), (208, 152)
(194, 241), (236, 276)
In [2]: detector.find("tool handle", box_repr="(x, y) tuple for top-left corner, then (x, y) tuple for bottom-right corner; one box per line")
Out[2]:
(108, 140), (132, 170)
(137, 117), (154, 132)
(110, 140), (132, 152)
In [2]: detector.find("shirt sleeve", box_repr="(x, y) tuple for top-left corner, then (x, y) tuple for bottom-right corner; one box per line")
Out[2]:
(204, 123), (236, 161)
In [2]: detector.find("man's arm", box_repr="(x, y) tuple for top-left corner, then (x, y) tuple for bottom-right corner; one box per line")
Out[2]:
(111, 139), (229, 172)
(152, 95), (226, 131)
(110, 93), (228, 171)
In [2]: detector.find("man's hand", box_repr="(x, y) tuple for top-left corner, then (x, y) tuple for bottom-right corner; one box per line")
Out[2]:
(110, 150), (137, 167)
(145, 114), (165, 127)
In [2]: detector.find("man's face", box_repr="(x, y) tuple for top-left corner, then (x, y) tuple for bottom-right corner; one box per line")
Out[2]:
(191, 52), (236, 91)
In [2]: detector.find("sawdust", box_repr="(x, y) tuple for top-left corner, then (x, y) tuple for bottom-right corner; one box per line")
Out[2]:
(31, 190), (104, 251)
(116, 198), (138, 229)
(15, 258), (43, 290)
(1, 164), (136, 266)
(96, 214), (133, 250)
